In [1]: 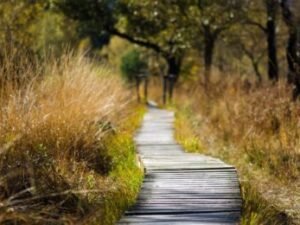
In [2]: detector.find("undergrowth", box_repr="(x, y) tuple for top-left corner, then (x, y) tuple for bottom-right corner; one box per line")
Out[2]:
(0, 51), (144, 224)
(174, 79), (300, 224)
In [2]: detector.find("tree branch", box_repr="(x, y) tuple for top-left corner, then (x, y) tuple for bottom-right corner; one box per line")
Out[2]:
(108, 27), (165, 54)
(244, 19), (267, 33)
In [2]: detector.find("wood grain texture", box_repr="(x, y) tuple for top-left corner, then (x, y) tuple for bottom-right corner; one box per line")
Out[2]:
(118, 108), (242, 225)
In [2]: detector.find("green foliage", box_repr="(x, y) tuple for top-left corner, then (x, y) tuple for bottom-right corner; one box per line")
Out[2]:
(55, 0), (117, 49)
(0, 0), (47, 49)
(101, 133), (143, 225)
(55, 0), (116, 26)
(100, 106), (146, 225)
(120, 49), (147, 82)
(0, 0), (81, 56)
(118, 0), (192, 52)
(33, 10), (79, 56)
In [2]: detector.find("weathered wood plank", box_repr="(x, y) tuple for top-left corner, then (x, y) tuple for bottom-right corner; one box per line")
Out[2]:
(119, 211), (241, 224)
(117, 108), (242, 225)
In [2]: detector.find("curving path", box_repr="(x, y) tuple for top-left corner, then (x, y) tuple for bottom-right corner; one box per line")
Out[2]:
(118, 108), (242, 225)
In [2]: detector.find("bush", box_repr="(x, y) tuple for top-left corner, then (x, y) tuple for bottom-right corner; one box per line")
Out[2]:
(120, 49), (147, 82)
(0, 52), (141, 224)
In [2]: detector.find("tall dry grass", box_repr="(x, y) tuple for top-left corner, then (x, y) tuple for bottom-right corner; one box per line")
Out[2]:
(175, 77), (300, 223)
(177, 79), (300, 180)
(0, 51), (139, 224)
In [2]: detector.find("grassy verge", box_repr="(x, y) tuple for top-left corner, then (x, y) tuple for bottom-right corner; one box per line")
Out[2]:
(100, 108), (145, 225)
(175, 108), (296, 225)
(174, 81), (300, 225)
(0, 51), (145, 224)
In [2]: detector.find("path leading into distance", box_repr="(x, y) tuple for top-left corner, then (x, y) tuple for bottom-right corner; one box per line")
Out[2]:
(118, 108), (242, 225)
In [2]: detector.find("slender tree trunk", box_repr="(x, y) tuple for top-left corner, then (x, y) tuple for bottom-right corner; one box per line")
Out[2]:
(203, 27), (216, 84)
(168, 75), (175, 103)
(240, 43), (263, 83)
(166, 56), (182, 103)
(136, 77), (141, 102)
(144, 77), (148, 102)
(167, 56), (182, 81)
(162, 75), (168, 105)
(287, 30), (297, 84)
(252, 61), (263, 83)
(281, 0), (300, 99)
(266, 0), (279, 81)
(287, 29), (300, 99)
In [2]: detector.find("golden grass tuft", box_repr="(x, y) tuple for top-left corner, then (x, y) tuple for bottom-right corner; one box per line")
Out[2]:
(0, 51), (143, 224)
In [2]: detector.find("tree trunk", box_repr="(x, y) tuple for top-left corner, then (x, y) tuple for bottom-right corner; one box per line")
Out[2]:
(162, 75), (168, 105)
(136, 77), (141, 103)
(266, 0), (279, 81)
(287, 29), (300, 99)
(203, 27), (216, 84)
(281, 0), (300, 99)
(166, 56), (182, 103)
(144, 77), (148, 102)
(253, 61), (263, 83)
(167, 56), (182, 81)
(168, 75), (175, 103)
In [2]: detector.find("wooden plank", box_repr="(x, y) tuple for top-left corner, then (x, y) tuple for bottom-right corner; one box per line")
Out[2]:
(119, 212), (241, 224)
(118, 108), (242, 225)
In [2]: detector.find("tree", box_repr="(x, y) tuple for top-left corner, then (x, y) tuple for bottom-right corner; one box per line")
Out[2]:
(281, 0), (300, 99)
(56, 0), (191, 103)
(244, 0), (280, 81)
(236, 28), (266, 82)
(113, 0), (194, 102)
(266, 0), (279, 81)
(190, 0), (245, 83)
(116, 0), (249, 90)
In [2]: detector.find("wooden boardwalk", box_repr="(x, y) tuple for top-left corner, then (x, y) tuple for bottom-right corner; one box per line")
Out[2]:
(118, 108), (242, 225)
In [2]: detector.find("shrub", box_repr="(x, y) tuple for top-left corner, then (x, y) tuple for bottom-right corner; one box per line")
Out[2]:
(120, 49), (147, 82)
(0, 52), (140, 224)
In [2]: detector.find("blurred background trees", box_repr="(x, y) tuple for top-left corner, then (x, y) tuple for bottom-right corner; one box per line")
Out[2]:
(0, 0), (78, 56)
(0, 0), (45, 50)
(1, 0), (300, 100)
